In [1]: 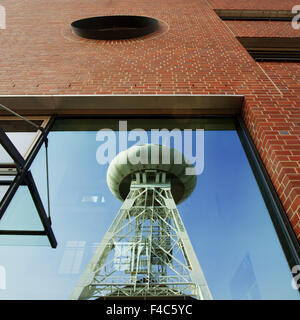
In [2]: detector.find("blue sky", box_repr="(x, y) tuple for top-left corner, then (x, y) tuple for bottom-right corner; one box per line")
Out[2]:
(0, 119), (299, 300)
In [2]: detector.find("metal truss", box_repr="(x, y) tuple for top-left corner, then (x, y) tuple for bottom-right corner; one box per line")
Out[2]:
(0, 118), (57, 248)
(70, 170), (212, 300)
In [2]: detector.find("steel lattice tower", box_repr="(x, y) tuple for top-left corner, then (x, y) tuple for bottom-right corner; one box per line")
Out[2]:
(70, 144), (212, 300)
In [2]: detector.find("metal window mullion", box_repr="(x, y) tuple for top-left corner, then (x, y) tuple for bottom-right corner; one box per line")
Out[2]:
(0, 116), (57, 247)
(0, 230), (46, 235)
(25, 171), (57, 248)
(0, 116), (55, 219)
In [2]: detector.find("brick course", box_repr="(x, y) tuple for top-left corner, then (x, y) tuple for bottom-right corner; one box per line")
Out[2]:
(0, 0), (299, 240)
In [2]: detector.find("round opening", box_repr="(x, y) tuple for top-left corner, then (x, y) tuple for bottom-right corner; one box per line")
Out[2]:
(71, 15), (159, 40)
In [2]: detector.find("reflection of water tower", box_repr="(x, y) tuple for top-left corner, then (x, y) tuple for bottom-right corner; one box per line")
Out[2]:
(70, 144), (212, 300)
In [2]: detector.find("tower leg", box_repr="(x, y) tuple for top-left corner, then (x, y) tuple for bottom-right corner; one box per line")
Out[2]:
(70, 176), (212, 300)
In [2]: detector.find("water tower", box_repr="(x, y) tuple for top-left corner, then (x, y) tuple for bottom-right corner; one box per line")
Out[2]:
(70, 144), (212, 300)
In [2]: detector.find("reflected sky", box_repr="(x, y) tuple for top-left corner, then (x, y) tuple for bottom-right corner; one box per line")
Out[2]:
(0, 132), (37, 163)
(0, 118), (299, 300)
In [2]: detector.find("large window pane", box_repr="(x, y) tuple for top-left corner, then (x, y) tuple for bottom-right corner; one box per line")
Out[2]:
(0, 117), (298, 300)
(0, 186), (49, 247)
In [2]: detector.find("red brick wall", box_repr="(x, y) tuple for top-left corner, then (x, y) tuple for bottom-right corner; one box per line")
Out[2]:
(257, 62), (300, 237)
(0, 0), (299, 240)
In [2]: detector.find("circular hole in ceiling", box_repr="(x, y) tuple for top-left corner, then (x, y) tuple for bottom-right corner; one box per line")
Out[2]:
(71, 15), (159, 40)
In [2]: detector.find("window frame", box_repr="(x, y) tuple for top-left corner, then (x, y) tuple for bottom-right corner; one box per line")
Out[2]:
(51, 113), (300, 273)
(235, 115), (300, 271)
(0, 116), (51, 161)
(1, 113), (299, 276)
(0, 116), (57, 248)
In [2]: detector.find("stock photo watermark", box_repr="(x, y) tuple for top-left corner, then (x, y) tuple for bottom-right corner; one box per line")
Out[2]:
(58, 241), (102, 275)
(0, 265), (6, 290)
(292, 5), (300, 30)
(291, 265), (300, 290)
(0, 5), (5, 29)
(95, 121), (204, 175)
(58, 241), (86, 274)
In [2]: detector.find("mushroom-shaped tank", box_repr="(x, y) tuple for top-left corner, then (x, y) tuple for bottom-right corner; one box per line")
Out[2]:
(107, 144), (197, 204)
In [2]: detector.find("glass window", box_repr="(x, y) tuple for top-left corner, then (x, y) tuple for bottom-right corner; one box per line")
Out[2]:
(0, 117), (53, 247)
(0, 119), (45, 164)
(0, 185), (9, 202)
(0, 116), (298, 300)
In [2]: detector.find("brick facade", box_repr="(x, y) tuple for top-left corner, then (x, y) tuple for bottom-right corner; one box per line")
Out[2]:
(0, 0), (299, 240)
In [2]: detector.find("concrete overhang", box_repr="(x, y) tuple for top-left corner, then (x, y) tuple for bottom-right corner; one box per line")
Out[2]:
(0, 95), (244, 116)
